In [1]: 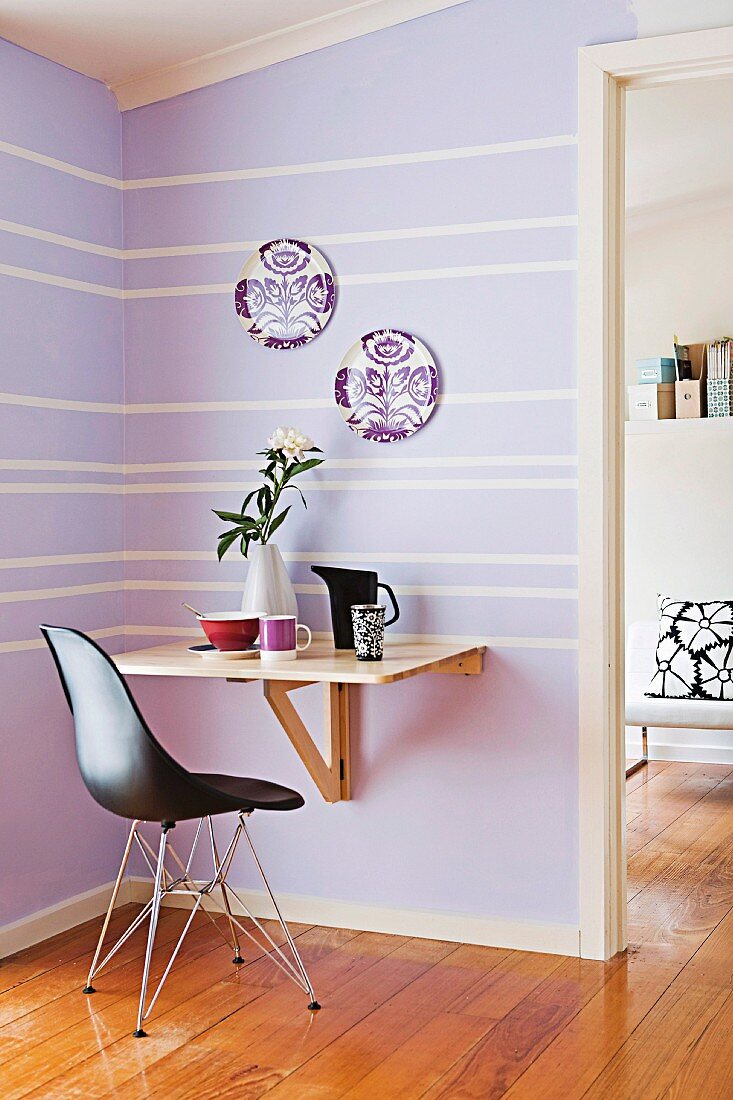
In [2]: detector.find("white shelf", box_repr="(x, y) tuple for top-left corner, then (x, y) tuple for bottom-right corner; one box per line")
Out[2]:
(626, 417), (733, 436)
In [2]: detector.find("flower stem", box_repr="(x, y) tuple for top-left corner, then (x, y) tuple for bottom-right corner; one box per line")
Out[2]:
(262, 463), (285, 542)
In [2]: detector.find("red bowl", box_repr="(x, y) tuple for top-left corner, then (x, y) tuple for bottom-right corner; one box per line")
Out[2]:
(198, 611), (264, 652)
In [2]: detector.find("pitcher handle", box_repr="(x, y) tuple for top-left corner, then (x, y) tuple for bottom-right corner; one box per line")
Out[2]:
(378, 582), (400, 627)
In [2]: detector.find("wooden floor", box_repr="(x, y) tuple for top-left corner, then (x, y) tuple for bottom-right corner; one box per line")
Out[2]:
(4, 761), (733, 1098)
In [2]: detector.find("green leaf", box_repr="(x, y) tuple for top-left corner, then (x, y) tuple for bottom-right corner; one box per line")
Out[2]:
(257, 485), (273, 514)
(216, 529), (240, 561)
(285, 483), (307, 509)
(212, 509), (246, 523)
(267, 506), (291, 539)
(284, 457), (323, 480)
(240, 490), (257, 513)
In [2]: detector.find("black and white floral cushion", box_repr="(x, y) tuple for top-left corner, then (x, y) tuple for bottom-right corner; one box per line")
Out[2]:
(646, 596), (733, 700)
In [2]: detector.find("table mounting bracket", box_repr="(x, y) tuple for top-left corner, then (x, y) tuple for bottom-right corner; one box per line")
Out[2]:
(262, 680), (351, 803)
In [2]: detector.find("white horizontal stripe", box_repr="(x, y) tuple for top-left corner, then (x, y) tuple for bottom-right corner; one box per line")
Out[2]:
(0, 578), (578, 603)
(0, 455), (577, 477)
(0, 477), (576, 495)
(0, 140), (122, 189)
(0, 483), (124, 494)
(308, 583), (578, 599)
(439, 389), (577, 406)
(124, 580), (577, 600)
(0, 219), (123, 259)
(384, 631), (578, 650)
(119, 625), (578, 650)
(0, 626), (123, 655)
(0, 134), (575, 193)
(124, 259), (577, 299)
(126, 397), (332, 413)
(0, 622), (576, 653)
(0, 258), (575, 300)
(124, 389), (577, 414)
(0, 389), (577, 416)
(0, 582), (124, 604)
(0, 550), (578, 571)
(122, 135), (577, 189)
(0, 459), (124, 474)
(0, 392), (123, 414)
(0, 214), (577, 262)
(0, 552), (125, 570)
(124, 549), (578, 566)
(0, 263), (123, 299)
(124, 454), (577, 472)
(124, 478), (577, 493)
(123, 215), (578, 259)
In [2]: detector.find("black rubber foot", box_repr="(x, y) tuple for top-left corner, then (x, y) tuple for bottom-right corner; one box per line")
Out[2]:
(232, 954), (245, 965)
(133, 1029), (147, 1038)
(308, 1000), (321, 1011)
(82, 985), (96, 995)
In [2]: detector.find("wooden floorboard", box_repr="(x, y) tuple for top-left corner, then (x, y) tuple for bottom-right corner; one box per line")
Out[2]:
(4, 761), (733, 1097)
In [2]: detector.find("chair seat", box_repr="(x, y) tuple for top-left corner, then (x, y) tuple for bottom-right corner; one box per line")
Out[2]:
(194, 773), (304, 812)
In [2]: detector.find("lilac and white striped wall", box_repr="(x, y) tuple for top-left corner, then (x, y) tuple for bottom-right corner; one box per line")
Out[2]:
(0, 0), (638, 942)
(0, 39), (125, 927)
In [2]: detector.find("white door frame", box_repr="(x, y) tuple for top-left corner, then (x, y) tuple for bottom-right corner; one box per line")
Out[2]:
(577, 26), (733, 960)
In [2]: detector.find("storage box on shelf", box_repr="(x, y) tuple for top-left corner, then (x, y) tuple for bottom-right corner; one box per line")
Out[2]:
(628, 382), (676, 421)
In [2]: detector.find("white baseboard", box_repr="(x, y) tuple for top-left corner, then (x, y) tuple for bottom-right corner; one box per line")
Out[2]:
(0, 875), (580, 962)
(0, 878), (132, 960)
(627, 739), (733, 765)
(626, 725), (733, 766)
(128, 877), (580, 957)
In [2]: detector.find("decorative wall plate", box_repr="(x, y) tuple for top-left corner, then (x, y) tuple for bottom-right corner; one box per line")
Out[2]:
(335, 329), (439, 443)
(234, 239), (335, 349)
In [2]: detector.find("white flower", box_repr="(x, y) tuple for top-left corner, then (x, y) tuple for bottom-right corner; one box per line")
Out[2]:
(267, 426), (316, 464)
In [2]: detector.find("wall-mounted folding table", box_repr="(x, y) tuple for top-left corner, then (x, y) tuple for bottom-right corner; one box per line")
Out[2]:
(114, 639), (485, 804)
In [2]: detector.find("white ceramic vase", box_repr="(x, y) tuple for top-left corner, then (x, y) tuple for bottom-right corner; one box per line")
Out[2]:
(240, 543), (298, 616)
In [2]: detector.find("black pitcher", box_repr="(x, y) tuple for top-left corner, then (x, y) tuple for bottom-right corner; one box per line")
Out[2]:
(311, 566), (400, 649)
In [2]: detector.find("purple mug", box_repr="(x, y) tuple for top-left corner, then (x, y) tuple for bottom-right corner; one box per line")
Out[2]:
(259, 615), (312, 663)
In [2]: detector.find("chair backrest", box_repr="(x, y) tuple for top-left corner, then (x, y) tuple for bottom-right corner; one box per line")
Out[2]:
(40, 625), (211, 822)
(626, 620), (659, 693)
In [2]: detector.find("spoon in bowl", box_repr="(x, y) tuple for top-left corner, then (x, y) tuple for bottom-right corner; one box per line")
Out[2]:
(182, 602), (204, 618)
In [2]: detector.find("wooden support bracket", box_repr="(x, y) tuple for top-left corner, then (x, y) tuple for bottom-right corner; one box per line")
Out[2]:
(263, 680), (351, 803)
(431, 649), (484, 676)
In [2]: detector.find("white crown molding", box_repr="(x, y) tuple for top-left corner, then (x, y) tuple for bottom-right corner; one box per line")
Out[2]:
(111, 0), (471, 111)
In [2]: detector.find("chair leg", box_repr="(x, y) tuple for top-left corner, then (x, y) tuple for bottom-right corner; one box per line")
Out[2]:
(626, 726), (649, 779)
(207, 817), (244, 964)
(239, 813), (320, 1011)
(134, 824), (169, 1038)
(84, 819), (139, 994)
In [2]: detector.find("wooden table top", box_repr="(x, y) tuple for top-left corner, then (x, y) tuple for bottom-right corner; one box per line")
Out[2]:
(113, 638), (485, 685)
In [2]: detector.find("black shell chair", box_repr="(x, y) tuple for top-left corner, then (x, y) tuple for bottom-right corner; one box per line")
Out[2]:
(40, 625), (319, 1037)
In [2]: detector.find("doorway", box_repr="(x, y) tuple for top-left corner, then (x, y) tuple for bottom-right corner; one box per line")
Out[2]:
(577, 26), (733, 961)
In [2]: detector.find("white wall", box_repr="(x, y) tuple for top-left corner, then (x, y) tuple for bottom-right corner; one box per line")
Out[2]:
(625, 81), (733, 762)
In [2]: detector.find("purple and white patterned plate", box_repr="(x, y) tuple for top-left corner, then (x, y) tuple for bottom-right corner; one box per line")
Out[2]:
(234, 239), (335, 349)
(335, 330), (439, 443)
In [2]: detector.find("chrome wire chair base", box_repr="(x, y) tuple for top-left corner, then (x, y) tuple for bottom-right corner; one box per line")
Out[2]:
(85, 811), (319, 1036)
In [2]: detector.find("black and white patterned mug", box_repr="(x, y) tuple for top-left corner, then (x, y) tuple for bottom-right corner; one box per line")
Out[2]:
(351, 604), (386, 661)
